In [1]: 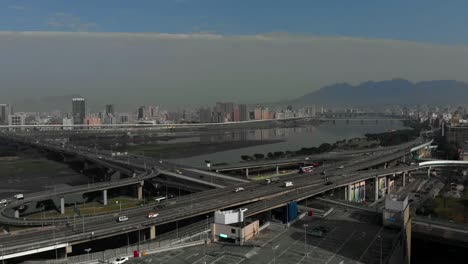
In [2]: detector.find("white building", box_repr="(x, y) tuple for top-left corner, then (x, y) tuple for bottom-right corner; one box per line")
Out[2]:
(62, 117), (73, 130)
(8, 113), (26, 130)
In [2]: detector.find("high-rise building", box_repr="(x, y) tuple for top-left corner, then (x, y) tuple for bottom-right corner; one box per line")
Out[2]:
(72, 98), (86, 125)
(215, 102), (234, 122)
(105, 104), (115, 117)
(254, 107), (262, 120)
(239, 104), (248, 121)
(199, 107), (212, 123)
(261, 107), (270, 120)
(0, 104), (13, 125)
(118, 113), (131, 124)
(138, 106), (146, 120)
(8, 113), (26, 130)
(233, 106), (240, 122)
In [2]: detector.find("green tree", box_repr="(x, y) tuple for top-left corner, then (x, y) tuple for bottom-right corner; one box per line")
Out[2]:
(253, 153), (265, 160)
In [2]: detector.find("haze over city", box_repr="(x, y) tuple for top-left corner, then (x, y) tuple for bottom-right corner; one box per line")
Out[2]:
(2, 0), (468, 110)
(1, 1), (468, 264)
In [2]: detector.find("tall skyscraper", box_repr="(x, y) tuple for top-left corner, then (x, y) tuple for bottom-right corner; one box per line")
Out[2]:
(215, 102), (234, 122)
(72, 98), (86, 125)
(105, 104), (115, 116)
(239, 104), (248, 121)
(199, 107), (212, 123)
(138, 106), (146, 120)
(0, 104), (13, 125)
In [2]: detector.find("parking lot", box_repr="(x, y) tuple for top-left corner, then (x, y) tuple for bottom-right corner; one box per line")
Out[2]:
(123, 207), (394, 264)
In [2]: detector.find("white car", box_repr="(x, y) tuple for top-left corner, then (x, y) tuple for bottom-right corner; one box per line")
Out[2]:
(112, 257), (129, 264)
(147, 212), (159, 218)
(338, 165), (345, 169)
(0, 199), (7, 206)
(117, 216), (129, 222)
(14, 194), (24, 200)
(234, 187), (245, 192)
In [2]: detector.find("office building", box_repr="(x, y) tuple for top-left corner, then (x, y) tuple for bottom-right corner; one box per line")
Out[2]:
(118, 113), (131, 124)
(105, 104), (115, 117)
(215, 102), (235, 122)
(62, 117), (73, 130)
(8, 113), (26, 130)
(0, 104), (13, 125)
(72, 98), (86, 125)
(261, 107), (270, 120)
(138, 106), (146, 120)
(254, 107), (262, 120)
(84, 116), (101, 126)
(199, 107), (212, 123)
(239, 104), (248, 121)
(233, 106), (240, 122)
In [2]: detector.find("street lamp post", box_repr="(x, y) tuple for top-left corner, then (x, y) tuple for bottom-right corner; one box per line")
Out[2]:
(303, 224), (308, 257)
(116, 201), (121, 212)
(84, 248), (92, 261)
(271, 244), (279, 264)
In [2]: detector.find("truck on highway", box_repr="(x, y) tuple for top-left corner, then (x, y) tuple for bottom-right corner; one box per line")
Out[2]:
(283, 181), (293, 187)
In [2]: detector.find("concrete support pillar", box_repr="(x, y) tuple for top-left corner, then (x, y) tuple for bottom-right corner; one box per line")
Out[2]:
(150, 225), (156, 240)
(384, 162), (388, 169)
(276, 165), (279, 175)
(60, 197), (65, 214)
(66, 245), (73, 254)
(14, 210), (19, 218)
(427, 167), (431, 177)
(103, 190), (108, 206)
(245, 168), (249, 177)
(348, 184), (353, 202)
(403, 172), (407, 187)
(344, 186), (348, 201)
(386, 177), (390, 195)
(138, 184), (143, 201)
(374, 177), (379, 201)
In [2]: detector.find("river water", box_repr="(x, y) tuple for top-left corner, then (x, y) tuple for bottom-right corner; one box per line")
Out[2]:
(171, 119), (406, 166)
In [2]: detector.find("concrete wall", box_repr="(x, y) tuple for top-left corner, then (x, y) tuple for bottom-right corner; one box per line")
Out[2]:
(241, 221), (260, 243)
(212, 220), (260, 245)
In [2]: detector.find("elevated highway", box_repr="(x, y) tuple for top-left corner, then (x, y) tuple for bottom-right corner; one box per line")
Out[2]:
(0, 140), (442, 259)
(0, 135), (441, 261)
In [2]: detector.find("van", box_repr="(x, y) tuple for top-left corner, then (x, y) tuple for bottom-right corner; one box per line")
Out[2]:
(117, 216), (129, 222)
(14, 194), (24, 200)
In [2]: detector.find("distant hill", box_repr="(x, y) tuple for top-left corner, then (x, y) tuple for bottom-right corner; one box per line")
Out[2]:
(293, 79), (468, 106)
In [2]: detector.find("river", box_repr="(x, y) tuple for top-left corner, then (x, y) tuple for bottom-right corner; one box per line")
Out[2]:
(170, 119), (406, 166)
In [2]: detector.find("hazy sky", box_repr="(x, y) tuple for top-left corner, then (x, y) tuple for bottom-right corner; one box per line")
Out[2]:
(1, 1), (468, 111)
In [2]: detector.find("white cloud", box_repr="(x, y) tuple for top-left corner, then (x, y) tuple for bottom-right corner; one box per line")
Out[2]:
(46, 13), (98, 32)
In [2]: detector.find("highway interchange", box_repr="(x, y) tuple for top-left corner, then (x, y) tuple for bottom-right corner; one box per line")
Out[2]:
(0, 133), (435, 259)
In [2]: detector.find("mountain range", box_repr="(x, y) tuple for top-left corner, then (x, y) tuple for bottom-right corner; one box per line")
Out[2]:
(293, 79), (468, 106)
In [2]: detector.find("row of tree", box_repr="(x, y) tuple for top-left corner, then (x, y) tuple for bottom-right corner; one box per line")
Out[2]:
(240, 142), (338, 161)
